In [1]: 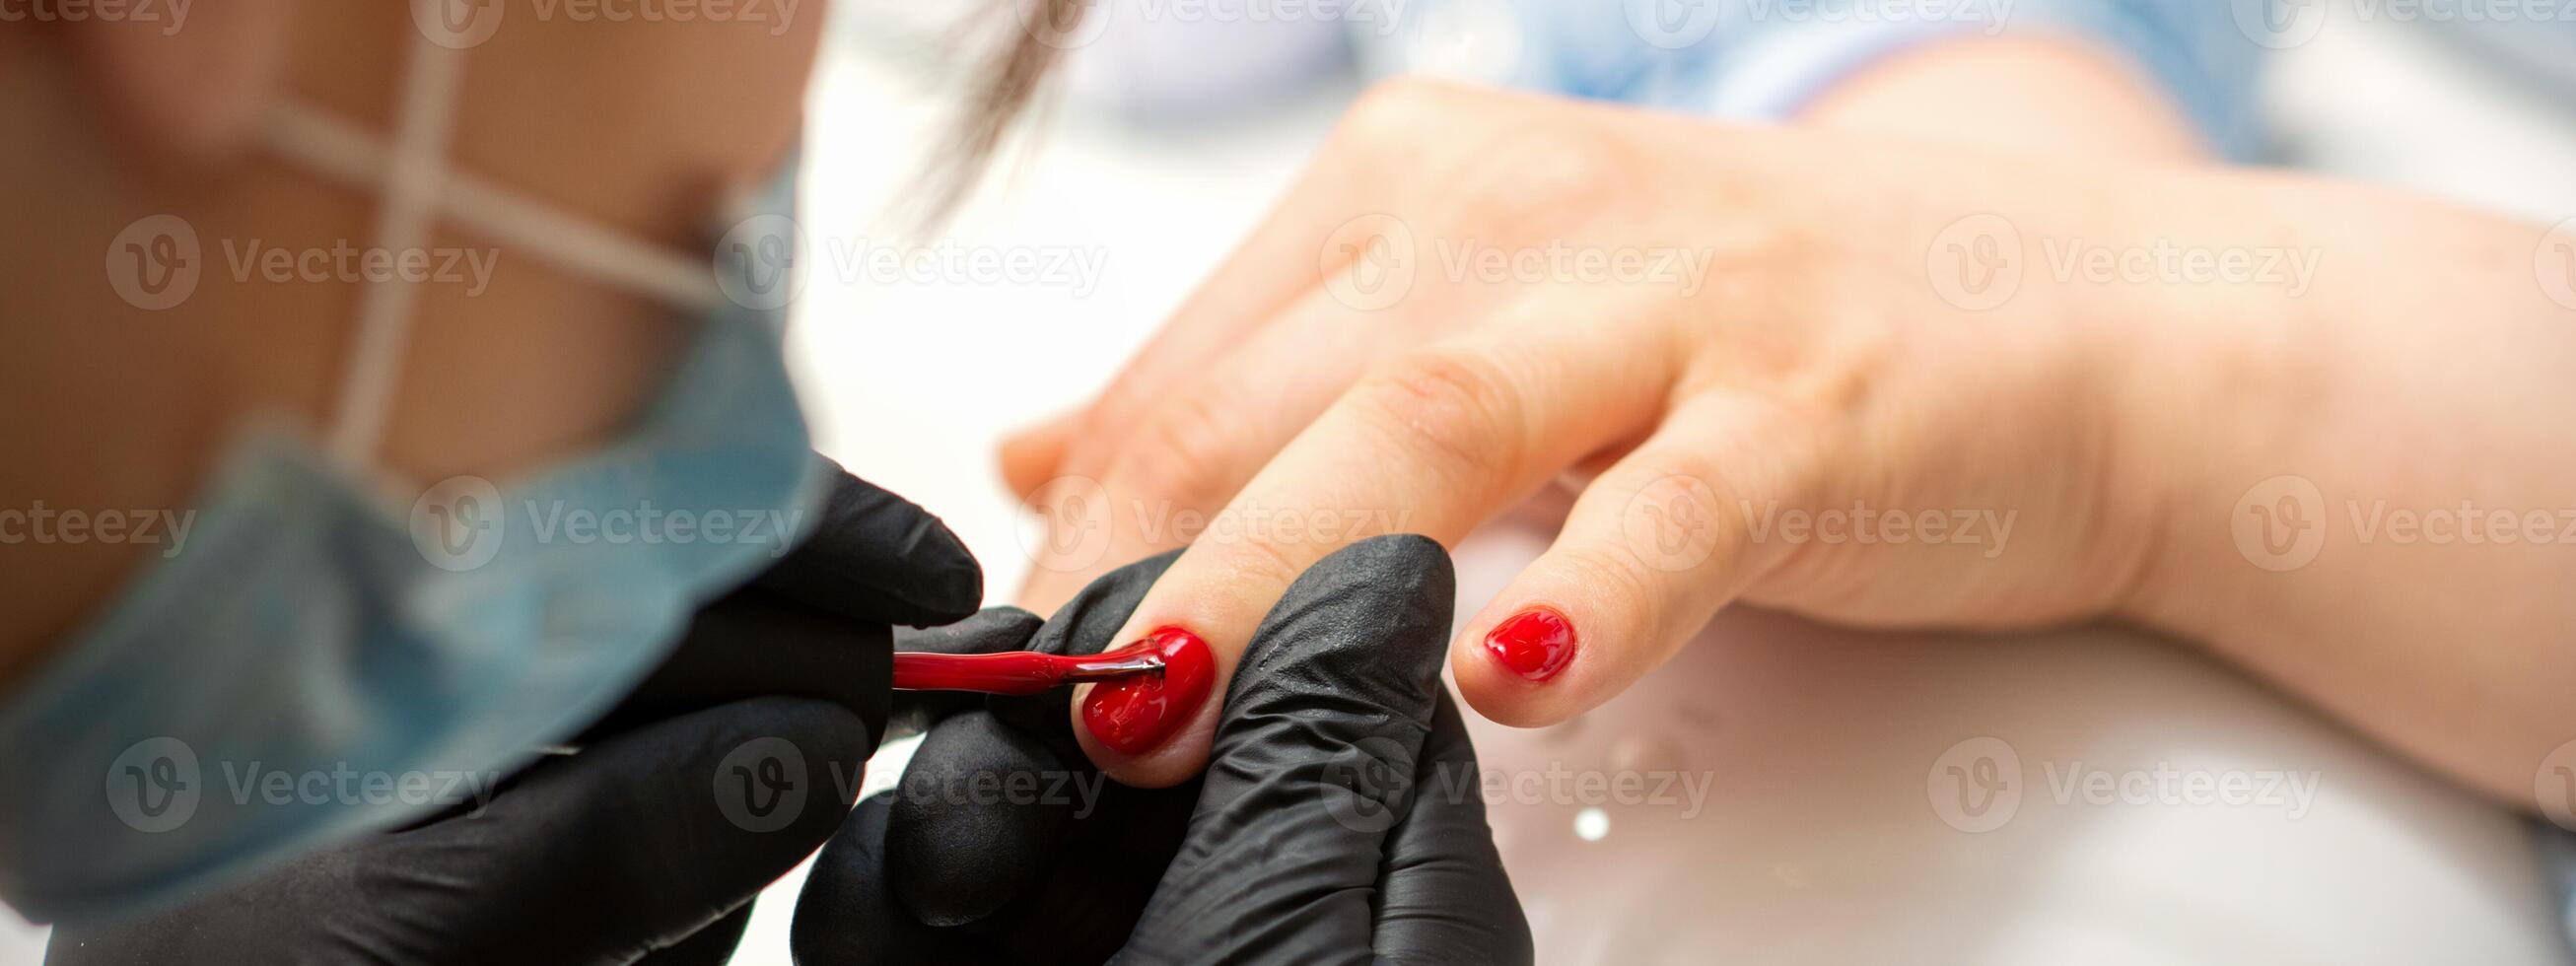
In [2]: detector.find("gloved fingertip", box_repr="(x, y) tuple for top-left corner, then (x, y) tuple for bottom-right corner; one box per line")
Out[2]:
(885, 713), (1078, 928)
(1308, 533), (1453, 602)
(1228, 534), (1455, 709)
(902, 514), (985, 623)
(890, 606), (1043, 656)
(792, 794), (919, 966)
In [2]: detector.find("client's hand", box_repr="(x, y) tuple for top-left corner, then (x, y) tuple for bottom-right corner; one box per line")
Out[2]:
(791, 536), (1531, 965)
(47, 464), (982, 966)
(1003, 78), (2576, 803)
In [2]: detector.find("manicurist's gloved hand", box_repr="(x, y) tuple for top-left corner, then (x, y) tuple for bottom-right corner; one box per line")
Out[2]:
(47, 462), (981, 966)
(792, 535), (1531, 965)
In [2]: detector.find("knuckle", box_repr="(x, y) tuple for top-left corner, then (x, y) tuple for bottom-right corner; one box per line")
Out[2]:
(1347, 349), (1528, 493)
(1106, 400), (1246, 524)
(1443, 124), (1641, 238)
(1555, 543), (1671, 639)
(1197, 517), (1310, 591)
(1336, 76), (1466, 149)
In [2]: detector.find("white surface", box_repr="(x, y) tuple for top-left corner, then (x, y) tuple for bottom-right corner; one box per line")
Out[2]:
(1450, 514), (2570, 964)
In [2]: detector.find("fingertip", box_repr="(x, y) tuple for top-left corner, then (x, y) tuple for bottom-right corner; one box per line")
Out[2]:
(1449, 635), (1564, 729)
(1073, 717), (1212, 791)
(885, 713), (1075, 927)
(1069, 626), (1221, 789)
(999, 412), (1079, 501)
(1448, 606), (1586, 729)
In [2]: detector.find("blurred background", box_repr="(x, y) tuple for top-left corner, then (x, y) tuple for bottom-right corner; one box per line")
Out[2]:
(12, 0), (2576, 961)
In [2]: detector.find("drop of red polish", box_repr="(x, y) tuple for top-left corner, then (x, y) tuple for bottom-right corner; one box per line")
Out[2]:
(1081, 626), (1215, 755)
(1484, 607), (1576, 681)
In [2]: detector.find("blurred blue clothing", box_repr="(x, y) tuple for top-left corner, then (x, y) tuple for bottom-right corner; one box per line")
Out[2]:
(1348, 0), (2270, 158)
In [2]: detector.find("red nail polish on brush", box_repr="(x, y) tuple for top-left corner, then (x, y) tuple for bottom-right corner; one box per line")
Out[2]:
(1484, 607), (1576, 681)
(1081, 627), (1214, 755)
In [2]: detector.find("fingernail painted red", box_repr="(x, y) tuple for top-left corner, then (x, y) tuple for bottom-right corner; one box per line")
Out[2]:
(1484, 607), (1576, 681)
(1081, 627), (1214, 755)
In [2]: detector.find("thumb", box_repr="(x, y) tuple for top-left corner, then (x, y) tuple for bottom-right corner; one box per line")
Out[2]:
(1119, 535), (1454, 963)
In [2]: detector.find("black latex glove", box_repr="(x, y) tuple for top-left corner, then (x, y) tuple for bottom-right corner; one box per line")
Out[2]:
(47, 461), (980, 966)
(791, 534), (1532, 965)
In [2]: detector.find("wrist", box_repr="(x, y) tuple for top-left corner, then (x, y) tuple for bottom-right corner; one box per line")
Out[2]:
(2083, 190), (2332, 641)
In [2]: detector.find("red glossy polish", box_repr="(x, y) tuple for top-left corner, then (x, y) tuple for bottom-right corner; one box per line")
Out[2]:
(1081, 627), (1215, 756)
(1484, 607), (1577, 681)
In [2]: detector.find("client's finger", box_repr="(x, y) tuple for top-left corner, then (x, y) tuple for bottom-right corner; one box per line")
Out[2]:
(1015, 285), (1421, 612)
(1119, 535), (1455, 962)
(880, 552), (1183, 927)
(1451, 391), (1815, 726)
(1071, 296), (1681, 787)
(997, 103), (1423, 506)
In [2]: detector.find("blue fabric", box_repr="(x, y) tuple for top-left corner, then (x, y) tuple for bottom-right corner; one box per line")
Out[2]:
(0, 167), (821, 927)
(1353, 0), (2273, 158)
(2540, 821), (2576, 954)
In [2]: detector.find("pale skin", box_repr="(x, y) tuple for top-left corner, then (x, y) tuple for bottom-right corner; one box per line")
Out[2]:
(0, 2), (822, 684)
(1007, 40), (2576, 808)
